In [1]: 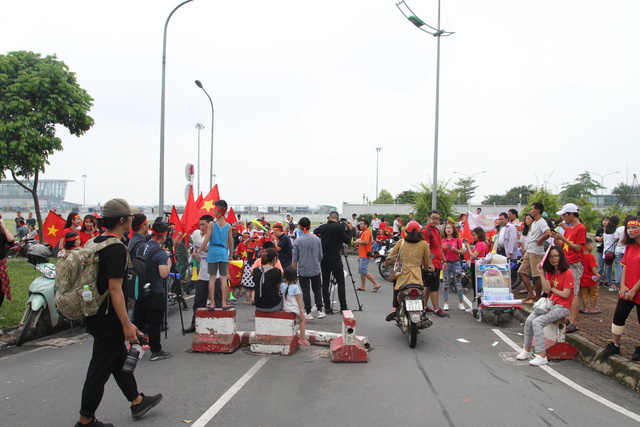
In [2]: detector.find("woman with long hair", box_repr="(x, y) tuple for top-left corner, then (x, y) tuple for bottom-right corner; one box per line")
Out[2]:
(59, 212), (82, 249)
(594, 216), (610, 286)
(442, 222), (465, 311)
(603, 216), (620, 291)
(463, 227), (488, 308)
(385, 221), (432, 321)
(517, 246), (574, 366)
(79, 215), (99, 246)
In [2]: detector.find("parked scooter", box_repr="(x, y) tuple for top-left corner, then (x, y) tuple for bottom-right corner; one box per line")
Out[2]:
(393, 284), (432, 348)
(374, 236), (399, 280)
(16, 244), (66, 346)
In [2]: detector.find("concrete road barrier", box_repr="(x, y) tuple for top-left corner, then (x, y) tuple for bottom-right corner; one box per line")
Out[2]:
(330, 310), (368, 363)
(191, 308), (240, 353)
(250, 311), (300, 355)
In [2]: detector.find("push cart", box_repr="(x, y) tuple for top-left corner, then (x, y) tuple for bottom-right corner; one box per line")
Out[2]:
(473, 262), (522, 326)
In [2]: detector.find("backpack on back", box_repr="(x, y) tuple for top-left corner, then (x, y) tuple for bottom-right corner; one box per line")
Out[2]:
(125, 245), (163, 300)
(55, 237), (125, 320)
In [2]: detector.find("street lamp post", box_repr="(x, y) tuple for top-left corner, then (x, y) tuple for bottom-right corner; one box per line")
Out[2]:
(587, 170), (620, 206)
(195, 123), (204, 195)
(544, 181), (559, 194)
(375, 147), (381, 199)
(159, 0), (195, 214)
(397, 0), (454, 210)
(195, 80), (215, 189)
(453, 170), (485, 204)
(82, 174), (87, 208)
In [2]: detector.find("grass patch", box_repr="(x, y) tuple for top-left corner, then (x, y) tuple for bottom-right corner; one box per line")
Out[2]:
(0, 259), (42, 329)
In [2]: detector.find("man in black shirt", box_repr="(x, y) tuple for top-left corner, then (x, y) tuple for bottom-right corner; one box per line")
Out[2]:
(273, 222), (293, 268)
(314, 211), (352, 313)
(76, 199), (162, 427)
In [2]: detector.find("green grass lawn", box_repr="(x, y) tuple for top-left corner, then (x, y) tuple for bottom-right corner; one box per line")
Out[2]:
(0, 259), (42, 329)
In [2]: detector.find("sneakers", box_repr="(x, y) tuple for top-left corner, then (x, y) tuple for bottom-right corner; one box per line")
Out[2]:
(443, 303), (450, 311)
(317, 311), (326, 319)
(305, 313), (314, 320)
(75, 417), (113, 427)
(632, 347), (640, 361)
(516, 349), (533, 360)
(601, 342), (621, 357)
(529, 354), (548, 366)
(465, 307), (473, 313)
(433, 309), (449, 318)
(609, 285), (618, 292)
(131, 393), (163, 419)
(149, 350), (172, 361)
(458, 303), (466, 311)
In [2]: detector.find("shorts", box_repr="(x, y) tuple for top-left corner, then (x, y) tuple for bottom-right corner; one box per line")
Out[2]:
(519, 252), (544, 277)
(422, 268), (441, 292)
(208, 261), (229, 276)
(569, 262), (584, 296)
(580, 285), (599, 301)
(358, 257), (371, 275)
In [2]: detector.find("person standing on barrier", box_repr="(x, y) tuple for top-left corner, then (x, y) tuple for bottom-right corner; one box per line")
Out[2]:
(292, 217), (325, 320)
(76, 198), (162, 427)
(314, 211), (353, 314)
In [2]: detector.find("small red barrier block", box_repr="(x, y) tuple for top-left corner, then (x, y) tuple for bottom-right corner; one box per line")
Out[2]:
(330, 310), (368, 363)
(250, 310), (300, 355)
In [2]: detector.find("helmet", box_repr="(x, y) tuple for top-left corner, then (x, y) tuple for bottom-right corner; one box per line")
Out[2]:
(406, 220), (421, 233)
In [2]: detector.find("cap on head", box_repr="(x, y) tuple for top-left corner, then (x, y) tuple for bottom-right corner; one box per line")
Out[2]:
(102, 198), (131, 218)
(557, 203), (579, 215)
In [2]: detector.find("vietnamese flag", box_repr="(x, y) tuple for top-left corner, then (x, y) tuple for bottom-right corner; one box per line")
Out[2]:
(169, 205), (184, 236)
(195, 192), (204, 210)
(460, 218), (474, 262)
(197, 184), (221, 218)
(226, 207), (237, 225)
(42, 210), (66, 247)
(181, 188), (200, 234)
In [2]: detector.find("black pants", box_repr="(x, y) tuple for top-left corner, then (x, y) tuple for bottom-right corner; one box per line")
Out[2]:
(191, 279), (221, 327)
(321, 258), (347, 311)
(80, 333), (139, 418)
(0, 291), (4, 309)
(299, 274), (322, 314)
(133, 292), (165, 354)
(613, 298), (640, 327)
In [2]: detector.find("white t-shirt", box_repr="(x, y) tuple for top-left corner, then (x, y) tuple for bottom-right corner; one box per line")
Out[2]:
(371, 218), (381, 230)
(614, 226), (626, 254)
(526, 217), (550, 255)
(280, 282), (301, 315)
(393, 219), (401, 233)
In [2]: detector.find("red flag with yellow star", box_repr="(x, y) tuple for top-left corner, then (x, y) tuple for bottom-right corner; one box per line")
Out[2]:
(42, 210), (65, 247)
(169, 205), (184, 236)
(226, 207), (237, 224)
(195, 192), (204, 210)
(196, 184), (221, 219)
(181, 188), (200, 234)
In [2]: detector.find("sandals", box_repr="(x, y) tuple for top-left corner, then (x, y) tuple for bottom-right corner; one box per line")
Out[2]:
(356, 288), (366, 291)
(385, 312), (397, 322)
(372, 286), (381, 293)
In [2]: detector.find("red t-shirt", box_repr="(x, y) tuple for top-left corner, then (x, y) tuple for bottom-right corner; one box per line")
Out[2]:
(471, 241), (487, 264)
(442, 237), (463, 262)
(562, 223), (587, 264)
(546, 269), (574, 310)
(79, 230), (98, 246)
(621, 243), (640, 304)
(580, 252), (598, 287)
(422, 225), (443, 269)
(236, 241), (249, 260)
(359, 229), (372, 258)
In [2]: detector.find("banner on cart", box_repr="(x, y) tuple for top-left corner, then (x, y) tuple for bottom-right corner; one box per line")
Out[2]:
(467, 212), (500, 233)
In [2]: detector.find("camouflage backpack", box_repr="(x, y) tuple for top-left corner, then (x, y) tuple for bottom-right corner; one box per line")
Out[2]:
(55, 237), (127, 320)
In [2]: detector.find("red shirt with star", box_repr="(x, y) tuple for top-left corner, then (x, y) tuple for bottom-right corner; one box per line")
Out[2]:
(562, 222), (587, 264)
(546, 268), (574, 310)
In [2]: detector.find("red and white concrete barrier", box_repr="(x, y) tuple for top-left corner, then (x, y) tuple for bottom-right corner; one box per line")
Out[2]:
(250, 311), (300, 355)
(304, 330), (370, 349)
(542, 318), (577, 360)
(191, 308), (240, 353)
(330, 310), (368, 363)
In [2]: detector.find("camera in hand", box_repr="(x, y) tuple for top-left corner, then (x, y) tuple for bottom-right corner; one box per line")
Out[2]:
(123, 335), (147, 373)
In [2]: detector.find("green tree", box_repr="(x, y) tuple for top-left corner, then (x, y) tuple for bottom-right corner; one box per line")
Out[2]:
(523, 187), (562, 220)
(373, 189), (394, 204)
(413, 181), (457, 223)
(395, 189), (418, 205)
(0, 51), (94, 242)
(611, 182), (640, 209)
(560, 172), (602, 204)
(575, 196), (599, 231)
(453, 177), (478, 204)
(482, 185), (535, 205)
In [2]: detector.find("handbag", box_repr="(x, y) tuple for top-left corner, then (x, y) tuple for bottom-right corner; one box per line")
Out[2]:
(604, 243), (616, 266)
(386, 241), (405, 282)
(533, 297), (553, 315)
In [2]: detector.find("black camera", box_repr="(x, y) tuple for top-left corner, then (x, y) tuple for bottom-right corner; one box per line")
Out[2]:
(122, 335), (148, 373)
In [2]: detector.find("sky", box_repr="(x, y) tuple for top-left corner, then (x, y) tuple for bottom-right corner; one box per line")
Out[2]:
(1, 0), (638, 211)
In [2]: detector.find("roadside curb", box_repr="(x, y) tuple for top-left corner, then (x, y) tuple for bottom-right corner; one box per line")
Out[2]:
(516, 306), (640, 392)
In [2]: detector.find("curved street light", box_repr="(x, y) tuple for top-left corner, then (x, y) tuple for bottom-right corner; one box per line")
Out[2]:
(159, 0), (195, 214)
(544, 181), (559, 194)
(195, 80), (215, 189)
(453, 170), (486, 180)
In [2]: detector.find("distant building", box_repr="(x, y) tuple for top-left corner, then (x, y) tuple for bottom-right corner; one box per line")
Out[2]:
(0, 179), (80, 211)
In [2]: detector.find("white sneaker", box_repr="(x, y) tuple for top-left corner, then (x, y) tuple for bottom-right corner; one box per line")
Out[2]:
(317, 311), (326, 319)
(529, 354), (548, 366)
(443, 303), (449, 311)
(465, 308), (473, 313)
(516, 349), (533, 360)
(458, 303), (466, 311)
(305, 313), (313, 320)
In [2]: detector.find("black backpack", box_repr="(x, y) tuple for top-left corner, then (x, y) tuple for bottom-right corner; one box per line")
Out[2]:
(125, 245), (163, 300)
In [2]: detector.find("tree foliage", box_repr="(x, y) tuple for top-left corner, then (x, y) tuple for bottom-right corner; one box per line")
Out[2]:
(611, 182), (640, 209)
(575, 196), (600, 231)
(413, 181), (457, 223)
(0, 51), (94, 241)
(523, 187), (562, 220)
(453, 177), (478, 205)
(482, 185), (535, 206)
(373, 189), (394, 204)
(560, 172), (602, 204)
(395, 189), (418, 205)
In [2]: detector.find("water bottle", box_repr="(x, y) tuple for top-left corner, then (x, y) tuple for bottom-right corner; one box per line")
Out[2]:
(592, 275), (598, 282)
(81, 285), (97, 314)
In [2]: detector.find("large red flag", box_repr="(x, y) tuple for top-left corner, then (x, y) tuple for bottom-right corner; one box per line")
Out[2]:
(42, 210), (66, 247)
(197, 184), (221, 218)
(195, 192), (204, 210)
(181, 188), (200, 234)
(460, 215), (474, 262)
(226, 207), (237, 224)
(169, 205), (184, 236)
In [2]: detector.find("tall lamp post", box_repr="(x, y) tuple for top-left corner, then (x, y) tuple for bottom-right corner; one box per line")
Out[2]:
(82, 174), (87, 208)
(195, 123), (204, 195)
(453, 170), (485, 204)
(397, 0), (454, 210)
(587, 170), (620, 206)
(195, 80), (215, 189)
(375, 147), (382, 199)
(159, 0), (195, 214)
(544, 181), (559, 194)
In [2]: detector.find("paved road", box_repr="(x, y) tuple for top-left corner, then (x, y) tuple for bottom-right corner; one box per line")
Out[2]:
(2, 255), (639, 426)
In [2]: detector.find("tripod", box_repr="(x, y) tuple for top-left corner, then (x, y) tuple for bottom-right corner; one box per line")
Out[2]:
(329, 246), (363, 312)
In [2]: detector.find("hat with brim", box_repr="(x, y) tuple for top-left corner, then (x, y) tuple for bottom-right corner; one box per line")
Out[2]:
(557, 203), (579, 215)
(102, 198), (132, 218)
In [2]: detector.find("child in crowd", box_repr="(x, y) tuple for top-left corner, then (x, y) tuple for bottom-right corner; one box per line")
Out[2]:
(281, 266), (310, 346)
(580, 238), (600, 314)
(58, 231), (80, 258)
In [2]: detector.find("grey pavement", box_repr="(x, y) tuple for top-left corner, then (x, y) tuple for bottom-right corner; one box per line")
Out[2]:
(2, 255), (640, 426)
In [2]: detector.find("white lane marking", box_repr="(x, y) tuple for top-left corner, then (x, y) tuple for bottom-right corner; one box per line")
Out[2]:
(463, 294), (473, 308)
(492, 329), (640, 423)
(192, 357), (268, 427)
